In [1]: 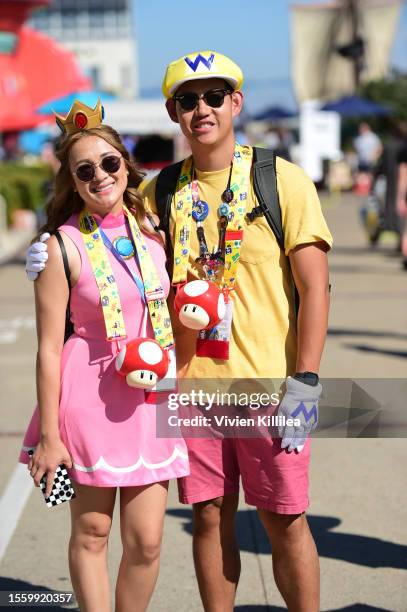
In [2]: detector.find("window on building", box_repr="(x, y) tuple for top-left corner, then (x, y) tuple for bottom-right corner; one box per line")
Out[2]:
(61, 10), (77, 29)
(29, 1), (132, 41)
(121, 65), (133, 92)
(89, 12), (104, 28)
(30, 8), (50, 32)
(88, 66), (101, 89)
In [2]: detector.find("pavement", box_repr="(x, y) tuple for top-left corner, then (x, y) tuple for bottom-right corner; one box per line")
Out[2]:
(0, 192), (406, 611)
(0, 229), (33, 266)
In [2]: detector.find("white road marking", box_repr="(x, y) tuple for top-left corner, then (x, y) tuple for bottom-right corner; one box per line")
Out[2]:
(0, 462), (33, 562)
(0, 317), (35, 344)
(0, 317), (35, 329)
(0, 331), (18, 344)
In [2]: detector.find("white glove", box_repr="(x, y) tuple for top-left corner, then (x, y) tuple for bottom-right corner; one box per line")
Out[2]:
(278, 376), (322, 453)
(25, 233), (51, 280)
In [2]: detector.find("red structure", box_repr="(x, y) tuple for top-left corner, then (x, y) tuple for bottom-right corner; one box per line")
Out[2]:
(0, 1), (91, 132)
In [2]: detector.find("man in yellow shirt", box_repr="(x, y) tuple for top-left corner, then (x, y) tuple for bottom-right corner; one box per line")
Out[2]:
(144, 51), (332, 612)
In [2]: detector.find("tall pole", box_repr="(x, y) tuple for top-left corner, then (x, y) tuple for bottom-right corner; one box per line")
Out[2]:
(347, 0), (362, 90)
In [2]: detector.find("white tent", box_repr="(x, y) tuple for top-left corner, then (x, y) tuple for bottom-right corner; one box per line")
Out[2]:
(102, 99), (178, 135)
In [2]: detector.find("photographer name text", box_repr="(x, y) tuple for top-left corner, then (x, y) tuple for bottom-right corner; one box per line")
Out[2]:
(167, 415), (301, 427)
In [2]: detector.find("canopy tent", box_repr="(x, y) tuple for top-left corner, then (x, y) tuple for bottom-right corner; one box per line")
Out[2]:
(38, 91), (116, 115)
(252, 105), (297, 121)
(101, 100), (180, 136)
(0, 26), (90, 131)
(320, 95), (391, 116)
(290, 1), (401, 103)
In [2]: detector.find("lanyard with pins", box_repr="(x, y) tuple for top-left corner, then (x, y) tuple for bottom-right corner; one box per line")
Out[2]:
(79, 206), (174, 350)
(191, 163), (233, 280)
(172, 143), (253, 296)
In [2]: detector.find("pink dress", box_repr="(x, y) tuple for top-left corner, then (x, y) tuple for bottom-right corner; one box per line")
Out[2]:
(19, 210), (189, 487)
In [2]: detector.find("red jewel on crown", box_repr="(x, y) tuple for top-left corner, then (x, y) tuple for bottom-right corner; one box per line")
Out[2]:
(74, 112), (88, 129)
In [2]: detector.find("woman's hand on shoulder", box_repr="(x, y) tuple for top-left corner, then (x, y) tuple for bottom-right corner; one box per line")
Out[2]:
(34, 235), (66, 284)
(28, 437), (73, 498)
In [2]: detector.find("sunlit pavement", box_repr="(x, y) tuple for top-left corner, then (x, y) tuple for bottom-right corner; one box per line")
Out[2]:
(0, 192), (406, 610)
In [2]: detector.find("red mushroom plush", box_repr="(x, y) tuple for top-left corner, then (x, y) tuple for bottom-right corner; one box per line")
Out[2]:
(174, 280), (226, 331)
(115, 338), (169, 389)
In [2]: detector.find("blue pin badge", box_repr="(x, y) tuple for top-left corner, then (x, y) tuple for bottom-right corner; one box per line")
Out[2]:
(192, 200), (209, 222)
(218, 203), (230, 218)
(113, 236), (134, 259)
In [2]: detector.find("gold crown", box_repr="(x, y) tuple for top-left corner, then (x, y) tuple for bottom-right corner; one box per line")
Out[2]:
(55, 98), (104, 135)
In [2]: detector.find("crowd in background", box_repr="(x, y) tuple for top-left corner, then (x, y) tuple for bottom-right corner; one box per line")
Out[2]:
(1, 118), (407, 270)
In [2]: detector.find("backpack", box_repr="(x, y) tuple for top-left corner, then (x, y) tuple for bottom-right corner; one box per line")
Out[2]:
(155, 147), (300, 312)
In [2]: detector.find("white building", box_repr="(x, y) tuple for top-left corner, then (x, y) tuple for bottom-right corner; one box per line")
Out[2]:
(29, 0), (138, 99)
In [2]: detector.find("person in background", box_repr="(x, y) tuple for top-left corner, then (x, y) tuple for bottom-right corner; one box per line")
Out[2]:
(354, 122), (383, 173)
(396, 138), (407, 270)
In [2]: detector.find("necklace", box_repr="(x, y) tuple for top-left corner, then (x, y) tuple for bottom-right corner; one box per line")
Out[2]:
(191, 163), (234, 276)
(172, 143), (253, 292)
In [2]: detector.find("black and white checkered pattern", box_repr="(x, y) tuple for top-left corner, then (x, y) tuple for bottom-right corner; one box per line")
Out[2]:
(28, 451), (76, 508)
(40, 464), (76, 508)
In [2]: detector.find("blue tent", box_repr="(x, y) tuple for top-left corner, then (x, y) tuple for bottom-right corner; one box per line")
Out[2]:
(320, 95), (390, 117)
(253, 105), (297, 121)
(20, 128), (52, 154)
(37, 91), (116, 115)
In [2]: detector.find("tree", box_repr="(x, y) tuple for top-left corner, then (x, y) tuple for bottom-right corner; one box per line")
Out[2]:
(359, 70), (407, 123)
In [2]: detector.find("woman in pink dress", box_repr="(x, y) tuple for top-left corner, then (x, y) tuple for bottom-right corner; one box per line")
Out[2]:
(19, 102), (189, 611)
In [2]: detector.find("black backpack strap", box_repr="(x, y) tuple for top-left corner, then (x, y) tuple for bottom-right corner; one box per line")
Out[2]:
(55, 230), (74, 343)
(252, 146), (284, 251)
(252, 147), (300, 315)
(55, 230), (71, 288)
(155, 161), (183, 250)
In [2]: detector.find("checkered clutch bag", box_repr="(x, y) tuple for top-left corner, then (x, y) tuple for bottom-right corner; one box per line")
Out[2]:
(28, 451), (76, 508)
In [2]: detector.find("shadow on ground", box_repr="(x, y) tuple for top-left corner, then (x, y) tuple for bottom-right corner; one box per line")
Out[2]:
(328, 264), (398, 274)
(328, 328), (407, 342)
(0, 577), (78, 611)
(166, 509), (407, 570)
(344, 343), (407, 359)
(235, 606), (393, 612)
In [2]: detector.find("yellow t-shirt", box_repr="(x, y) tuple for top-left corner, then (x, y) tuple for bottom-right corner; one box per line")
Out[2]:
(141, 155), (333, 379)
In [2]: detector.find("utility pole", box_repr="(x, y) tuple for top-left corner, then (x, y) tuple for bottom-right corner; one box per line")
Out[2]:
(347, 0), (364, 90)
(337, 0), (365, 92)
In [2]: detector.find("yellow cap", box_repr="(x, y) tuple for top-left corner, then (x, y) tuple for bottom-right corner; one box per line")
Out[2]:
(162, 50), (244, 98)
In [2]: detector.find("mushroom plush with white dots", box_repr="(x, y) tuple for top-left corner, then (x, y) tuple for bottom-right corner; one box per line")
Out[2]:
(174, 280), (226, 331)
(115, 338), (169, 389)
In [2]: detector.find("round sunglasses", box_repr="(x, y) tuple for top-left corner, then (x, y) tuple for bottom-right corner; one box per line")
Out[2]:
(73, 155), (122, 183)
(172, 88), (232, 112)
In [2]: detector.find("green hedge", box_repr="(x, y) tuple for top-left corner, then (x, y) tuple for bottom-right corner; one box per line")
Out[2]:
(0, 162), (52, 225)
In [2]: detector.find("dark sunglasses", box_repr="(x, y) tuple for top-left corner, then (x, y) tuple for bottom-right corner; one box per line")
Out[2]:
(173, 88), (233, 111)
(73, 155), (122, 182)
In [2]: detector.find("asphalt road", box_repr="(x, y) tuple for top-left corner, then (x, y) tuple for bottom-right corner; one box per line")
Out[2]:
(0, 192), (406, 611)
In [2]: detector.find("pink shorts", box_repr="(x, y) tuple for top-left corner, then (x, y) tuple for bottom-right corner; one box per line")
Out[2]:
(177, 436), (310, 514)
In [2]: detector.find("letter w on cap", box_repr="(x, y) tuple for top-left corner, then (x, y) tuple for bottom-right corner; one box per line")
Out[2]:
(184, 53), (215, 72)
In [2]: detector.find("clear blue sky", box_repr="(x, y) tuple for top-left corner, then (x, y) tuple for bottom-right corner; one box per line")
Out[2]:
(133, 0), (407, 113)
